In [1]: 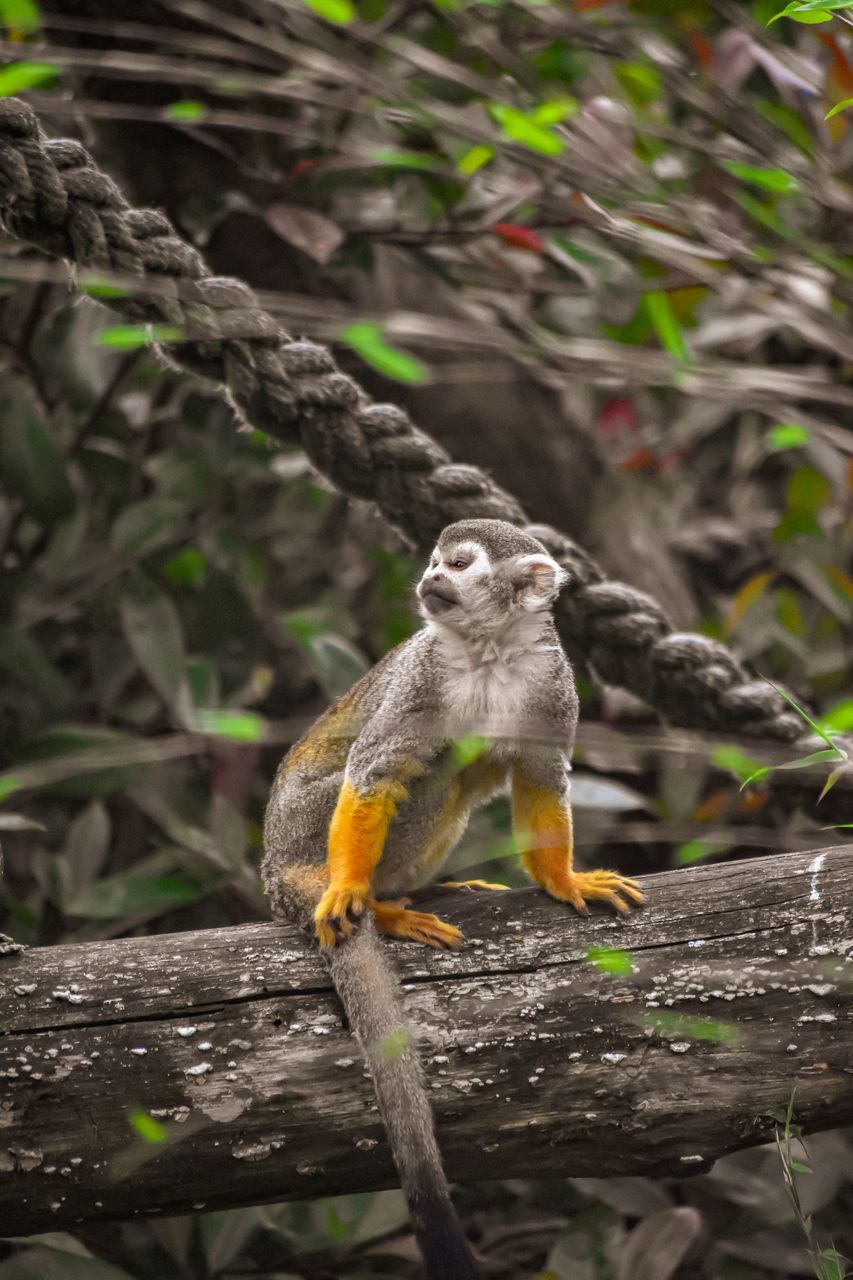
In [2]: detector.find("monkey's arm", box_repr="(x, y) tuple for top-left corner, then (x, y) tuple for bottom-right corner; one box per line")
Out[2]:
(315, 706), (437, 947)
(511, 748), (643, 915)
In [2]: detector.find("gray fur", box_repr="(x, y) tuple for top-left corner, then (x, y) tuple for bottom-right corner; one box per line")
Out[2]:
(437, 518), (549, 561)
(262, 520), (579, 1280)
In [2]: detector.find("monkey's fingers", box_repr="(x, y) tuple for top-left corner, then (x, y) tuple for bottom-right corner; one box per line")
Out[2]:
(373, 902), (464, 950)
(438, 879), (511, 892)
(314, 885), (369, 948)
(544, 869), (644, 917)
(569, 870), (645, 915)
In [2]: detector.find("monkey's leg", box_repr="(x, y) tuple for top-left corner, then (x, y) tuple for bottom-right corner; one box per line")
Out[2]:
(370, 898), (464, 950)
(512, 771), (644, 916)
(315, 777), (407, 947)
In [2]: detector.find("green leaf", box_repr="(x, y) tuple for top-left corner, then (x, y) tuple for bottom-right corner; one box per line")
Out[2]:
(489, 103), (565, 155)
(723, 161), (801, 194)
(370, 148), (443, 171)
(67, 870), (202, 919)
(732, 190), (793, 238)
(820, 700), (853, 733)
(379, 1027), (412, 1060)
(0, 774), (22, 802)
(0, 381), (75, 524)
(162, 547), (207, 586)
(711, 745), (766, 783)
(773, 0), (853, 11)
(129, 1110), (168, 1143)
(164, 99), (207, 122)
(531, 95), (578, 125)
(777, 747), (842, 769)
(78, 276), (131, 299)
(769, 2), (833, 22)
(111, 497), (185, 555)
(586, 946), (634, 976)
(766, 680), (840, 748)
(643, 1011), (740, 1044)
(451, 735), (489, 768)
(756, 100), (816, 156)
(0, 0), (41, 34)
(0, 625), (74, 708)
(120, 585), (187, 706)
(10, 725), (154, 798)
(301, 0), (355, 21)
(676, 839), (731, 865)
(0, 60), (57, 96)
(308, 633), (370, 697)
(769, 422), (810, 449)
(818, 764), (848, 801)
(775, 587), (805, 636)
(826, 96), (853, 120)
(340, 322), (429, 383)
(457, 144), (494, 175)
(614, 61), (661, 107)
(787, 464), (831, 514)
(773, 511), (823, 542)
(97, 324), (184, 349)
(645, 290), (689, 364)
(192, 709), (266, 742)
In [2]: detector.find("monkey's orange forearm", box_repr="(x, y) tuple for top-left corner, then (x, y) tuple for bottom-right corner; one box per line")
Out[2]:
(326, 777), (407, 891)
(511, 774), (574, 893)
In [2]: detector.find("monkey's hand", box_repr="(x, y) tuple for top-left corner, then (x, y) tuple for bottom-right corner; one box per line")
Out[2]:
(541, 868), (644, 917)
(314, 883), (370, 947)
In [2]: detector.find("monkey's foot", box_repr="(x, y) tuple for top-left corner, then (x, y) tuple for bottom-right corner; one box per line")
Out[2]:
(314, 883), (369, 947)
(439, 879), (510, 891)
(546, 869), (644, 917)
(372, 899), (464, 950)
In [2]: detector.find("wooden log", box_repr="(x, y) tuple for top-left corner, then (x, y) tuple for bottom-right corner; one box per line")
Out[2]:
(1, 846), (851, 1235)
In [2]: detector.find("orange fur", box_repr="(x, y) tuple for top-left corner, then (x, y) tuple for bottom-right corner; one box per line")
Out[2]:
(511, 774), (574, 890)
(315, 777), (410, 946)
(371, 898), (463, 949)
(512, 770), (644, 914)
(328, 777), (407, 888)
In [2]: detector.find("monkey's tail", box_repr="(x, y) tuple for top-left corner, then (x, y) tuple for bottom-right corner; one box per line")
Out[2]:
(324, 915), (481, 1280)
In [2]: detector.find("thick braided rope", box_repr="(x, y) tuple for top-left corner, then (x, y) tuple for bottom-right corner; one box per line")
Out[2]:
(0, 98), (803, 741)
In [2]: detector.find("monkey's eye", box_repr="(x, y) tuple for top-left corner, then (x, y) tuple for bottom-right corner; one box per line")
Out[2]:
(450, 559), (469, 570)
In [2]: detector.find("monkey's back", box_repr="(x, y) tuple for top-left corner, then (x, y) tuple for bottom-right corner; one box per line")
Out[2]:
(262, 633), (437, 877)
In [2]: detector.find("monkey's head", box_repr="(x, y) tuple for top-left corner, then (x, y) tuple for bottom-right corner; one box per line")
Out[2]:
(416, 519), (567, 633)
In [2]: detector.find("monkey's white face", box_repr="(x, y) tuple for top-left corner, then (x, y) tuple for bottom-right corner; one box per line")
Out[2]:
(416, 541), (489, 620)
(416, 540), (565, 634)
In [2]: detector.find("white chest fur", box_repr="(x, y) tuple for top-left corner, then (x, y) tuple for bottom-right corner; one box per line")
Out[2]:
(430, 617), (558, 743)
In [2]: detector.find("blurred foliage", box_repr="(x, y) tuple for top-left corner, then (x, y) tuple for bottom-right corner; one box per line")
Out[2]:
(1, 0), (853, 1274)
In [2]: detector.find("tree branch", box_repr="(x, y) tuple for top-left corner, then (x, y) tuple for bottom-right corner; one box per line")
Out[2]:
(1, 846), (851, 1234)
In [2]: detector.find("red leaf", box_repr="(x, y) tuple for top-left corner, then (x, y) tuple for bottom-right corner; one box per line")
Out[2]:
(687, 30), (714, 71)
(289, 158), (317, 179)
(596, 397), (638, 438)
(491, 223), (545, 253)
(622, 447), (658, 472)
(817, 32), (853, 94)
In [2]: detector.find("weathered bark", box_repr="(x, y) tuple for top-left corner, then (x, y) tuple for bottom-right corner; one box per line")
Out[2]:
(1, 846), (851, 1235)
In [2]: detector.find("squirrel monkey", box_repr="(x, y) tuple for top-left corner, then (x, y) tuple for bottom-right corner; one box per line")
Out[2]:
(262, 519), (643, 1280)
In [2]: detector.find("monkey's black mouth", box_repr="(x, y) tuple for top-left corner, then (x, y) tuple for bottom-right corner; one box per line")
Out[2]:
(419, 586), (459, 611)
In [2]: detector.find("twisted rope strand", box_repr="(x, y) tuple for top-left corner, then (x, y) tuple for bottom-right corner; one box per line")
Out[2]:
(0, 98), (803, 741)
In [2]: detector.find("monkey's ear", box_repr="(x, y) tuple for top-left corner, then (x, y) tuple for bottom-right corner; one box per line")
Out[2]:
(512, 554), (569, 610)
